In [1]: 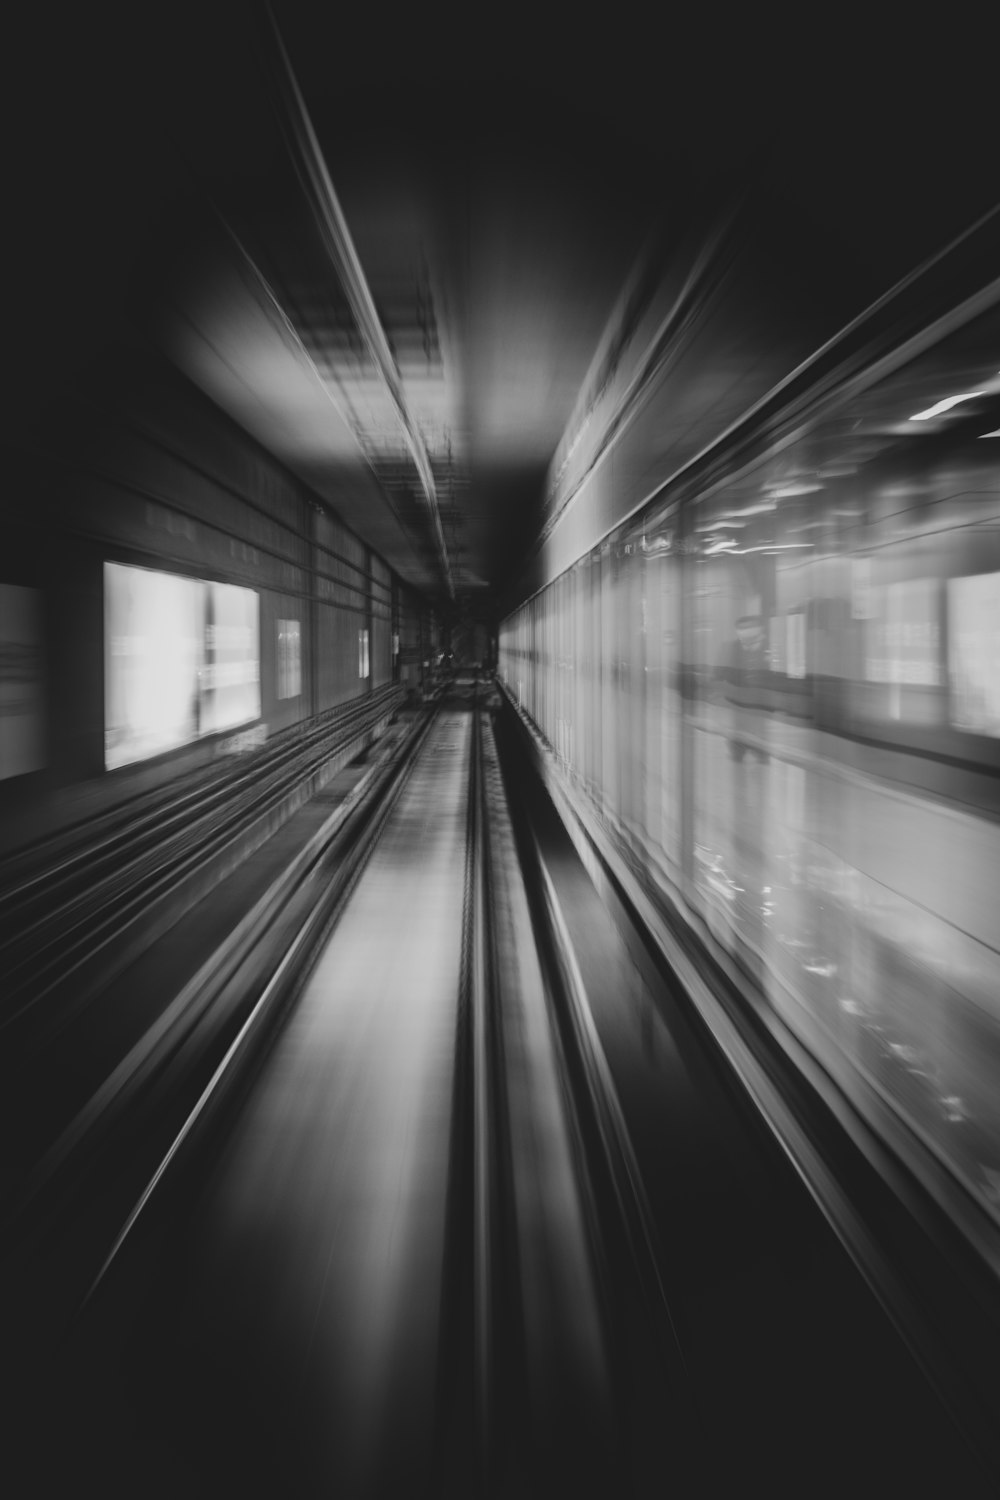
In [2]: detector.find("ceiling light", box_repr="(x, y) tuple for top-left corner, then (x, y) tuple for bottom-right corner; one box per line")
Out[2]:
(909, 392), (985, 421)
(733, 543), (813, 553)
(721, 502), (777, 518)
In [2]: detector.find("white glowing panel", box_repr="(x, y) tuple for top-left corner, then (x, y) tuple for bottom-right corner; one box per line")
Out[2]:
(949, 571), (1000, 736)
(786, 612), (806, 678)
(865, 578), (942, 688)
(104, 563), (260, 769)
(200, 582), (260, 735)
(105, 563), (203, 769)
(0, 583), (45, 780)
(277, 619), (302, 700)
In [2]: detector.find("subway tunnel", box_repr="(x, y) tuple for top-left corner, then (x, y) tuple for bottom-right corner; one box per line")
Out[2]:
(3, 6), (1000, 1495)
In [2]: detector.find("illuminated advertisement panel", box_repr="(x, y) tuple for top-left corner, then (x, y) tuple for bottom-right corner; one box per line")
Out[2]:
(105, 563), (203, 769)
(865, 578), (942, 695)
(277, 619), (301, 699)
(104, 563), (259, 769)
(786, 612), (806, 678)
(949, 571), (1000, 737)
(200, 582), (260, 735)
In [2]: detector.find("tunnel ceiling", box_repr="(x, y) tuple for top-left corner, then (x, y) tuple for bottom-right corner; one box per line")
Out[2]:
(5, 7), (996, 621)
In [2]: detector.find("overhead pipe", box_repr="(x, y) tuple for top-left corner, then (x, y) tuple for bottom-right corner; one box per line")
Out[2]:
(257, 2), (455, 601)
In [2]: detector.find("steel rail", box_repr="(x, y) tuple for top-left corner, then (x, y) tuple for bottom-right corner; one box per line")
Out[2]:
(0, 692), (407, 1038)
(468, 687), (493, 1483)
(0, 685), (401, 914)
(72, 694), (444, 1306)
(7, 709), (432, 1232)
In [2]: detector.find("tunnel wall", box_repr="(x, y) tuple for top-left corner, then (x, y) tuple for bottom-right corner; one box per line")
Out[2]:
(0, 346), (430, 855)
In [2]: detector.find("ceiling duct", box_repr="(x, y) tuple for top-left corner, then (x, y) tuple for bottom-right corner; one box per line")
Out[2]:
(257, 2), (455, 601)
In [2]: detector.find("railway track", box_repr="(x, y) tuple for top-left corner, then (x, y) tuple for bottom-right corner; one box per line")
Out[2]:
(7, 679), (992, 1497)
(0, 686), (405, 1042)
(7, 682), (657, 1495)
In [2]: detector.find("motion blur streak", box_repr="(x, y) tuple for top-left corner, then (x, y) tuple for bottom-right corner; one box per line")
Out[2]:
(501, 290), (1000, 1245)
(480, 709), (617, 1483)
(173, 710), (471, 1493)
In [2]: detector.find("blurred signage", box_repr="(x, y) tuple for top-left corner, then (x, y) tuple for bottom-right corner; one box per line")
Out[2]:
(0, 583), (45, 780)
(200, 582), (260, 736)
(865, 578), (942, 691)
(949, 571), (1000, 736)
(105, 562), (260, 769)
(786, 612), (807, 678)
